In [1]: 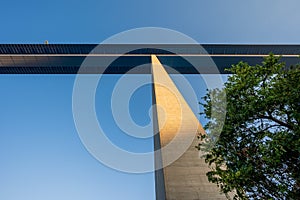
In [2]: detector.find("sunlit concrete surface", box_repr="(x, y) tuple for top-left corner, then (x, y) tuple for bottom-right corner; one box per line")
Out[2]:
(152, 55), (226, 200)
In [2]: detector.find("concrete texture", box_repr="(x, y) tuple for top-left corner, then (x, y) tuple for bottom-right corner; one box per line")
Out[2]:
(151, 55), (226, 200)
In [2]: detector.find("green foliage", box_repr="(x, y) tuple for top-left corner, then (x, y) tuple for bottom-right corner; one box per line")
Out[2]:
(198, 54), (300, 199)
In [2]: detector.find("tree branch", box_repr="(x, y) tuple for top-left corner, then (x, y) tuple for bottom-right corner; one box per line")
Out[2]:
(258, 114), (294, 130)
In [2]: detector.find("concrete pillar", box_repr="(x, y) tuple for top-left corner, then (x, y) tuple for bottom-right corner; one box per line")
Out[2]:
(151, 55), (226, 200)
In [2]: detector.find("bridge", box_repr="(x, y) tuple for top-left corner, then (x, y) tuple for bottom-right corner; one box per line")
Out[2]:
(1, 44), (299, 200)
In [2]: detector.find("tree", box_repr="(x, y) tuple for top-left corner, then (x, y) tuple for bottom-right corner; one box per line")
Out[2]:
(197, 54), (300, 199)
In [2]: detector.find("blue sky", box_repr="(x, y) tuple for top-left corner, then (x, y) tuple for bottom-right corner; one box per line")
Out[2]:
(0, 1), (300, 200)
(1, 0), (300, 44)
(0, 75), (155, 200)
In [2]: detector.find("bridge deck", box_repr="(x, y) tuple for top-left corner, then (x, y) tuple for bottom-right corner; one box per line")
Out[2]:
(0, 44), (299, 74)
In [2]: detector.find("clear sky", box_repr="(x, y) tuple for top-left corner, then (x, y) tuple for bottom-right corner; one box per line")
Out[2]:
(0, 1), (300, 200)
(1, 0), (300, 44)
(0, 75), (156, 200)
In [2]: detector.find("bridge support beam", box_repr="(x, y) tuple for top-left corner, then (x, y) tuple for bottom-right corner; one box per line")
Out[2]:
(151, 55), (226, 200)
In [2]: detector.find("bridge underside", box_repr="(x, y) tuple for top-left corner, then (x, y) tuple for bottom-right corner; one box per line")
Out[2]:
(0, 44), (299, 74)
